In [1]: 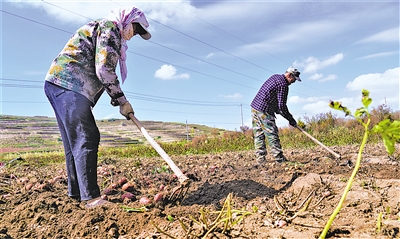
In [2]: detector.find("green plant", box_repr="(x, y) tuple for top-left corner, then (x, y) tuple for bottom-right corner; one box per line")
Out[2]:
(167, 215), (174, 222)
(319, 89), (400, 239)
(152, 165), (170, 174)
(376, 212), (382, 234)
(120, 205), (148, 212)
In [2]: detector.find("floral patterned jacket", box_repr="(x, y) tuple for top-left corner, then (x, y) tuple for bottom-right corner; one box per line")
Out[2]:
(45, 19), (127, 107)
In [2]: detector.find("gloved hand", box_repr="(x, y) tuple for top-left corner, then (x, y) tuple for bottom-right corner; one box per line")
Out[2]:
(289, 119), (297, 128)
(119, 102), (134, 120)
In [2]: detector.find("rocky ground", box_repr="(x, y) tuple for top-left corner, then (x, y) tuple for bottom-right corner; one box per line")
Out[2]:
(0, 143), (399, 239)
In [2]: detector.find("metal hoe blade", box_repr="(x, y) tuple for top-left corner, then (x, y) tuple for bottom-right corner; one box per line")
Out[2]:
(168, 177), (191, 204)
(129, 113), (192, 204)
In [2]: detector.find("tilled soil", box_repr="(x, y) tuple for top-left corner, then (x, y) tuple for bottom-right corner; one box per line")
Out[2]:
(0, 143), (399, 239)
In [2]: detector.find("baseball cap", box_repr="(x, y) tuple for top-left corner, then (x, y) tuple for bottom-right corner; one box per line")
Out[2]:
(286, 66), (301, 82)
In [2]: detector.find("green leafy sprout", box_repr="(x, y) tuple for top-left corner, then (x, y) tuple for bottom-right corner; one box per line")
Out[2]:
(320, 89), (400, 239)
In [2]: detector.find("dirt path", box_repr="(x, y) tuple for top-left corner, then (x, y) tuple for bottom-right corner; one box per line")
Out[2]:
(0, 143), (399, 238)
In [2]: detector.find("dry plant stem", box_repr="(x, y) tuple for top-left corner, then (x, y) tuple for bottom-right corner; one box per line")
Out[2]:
(273, 195), (285, 211)
(310, 195), (328, 210)
(151, 221), (178, 239)
(319, 125), (369, 239)
(294, 186), (304, 202)
(179, 218), (202, 238)
(223, 194), (232, 233)
(203, 193), (233, 238)
(295, 189), (315, 211)
(286, 196), (313, 222)
(177, 217), (189, 232)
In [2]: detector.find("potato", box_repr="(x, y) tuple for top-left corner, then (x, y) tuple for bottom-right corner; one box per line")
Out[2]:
(276, 220), (287, 228)
(17, 177), (29, 185)
(25, 183), (34, 190)
(139, 196), (152, 205)
(103, 188), (114, 195)
(154, 193), (163, 202)
(121, 192), (134, 201)
(121, 182), (134, 191)
(322, 191), (331, 197)
(110, 182), (118, 189)
(118, 177), (128, 186)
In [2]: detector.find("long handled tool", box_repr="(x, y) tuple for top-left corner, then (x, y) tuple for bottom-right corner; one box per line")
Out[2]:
(129, 113), (191, 203)
(295, 126), (341, 159)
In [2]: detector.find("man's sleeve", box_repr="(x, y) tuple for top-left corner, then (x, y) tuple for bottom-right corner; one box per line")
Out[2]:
(277, 86), (296, 123)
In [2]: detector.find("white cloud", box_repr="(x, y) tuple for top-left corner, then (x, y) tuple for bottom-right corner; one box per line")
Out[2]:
(19, 1), (196, 28)
(309, 73), (323, 81)
(346, 67), (399, 92)
(294, 53), (344, 74)
(154, 64), (190, 80)
(303, 100), (332, 115)
(355, 27), (399, 44)
(206, 53), (214, 59)
(355, 51), (397, 60)
(308, 73), (336, 82)
(219, 93), (243, 100)
(346, 67), (399, 110)
(319, 74), (337, 82)
(288, 96), (326, 104)
(238, 20), (344, 55)
(103, 114), (116, 119)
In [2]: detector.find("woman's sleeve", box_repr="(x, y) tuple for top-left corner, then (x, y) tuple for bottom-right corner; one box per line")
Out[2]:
(95, 22), (128, 106)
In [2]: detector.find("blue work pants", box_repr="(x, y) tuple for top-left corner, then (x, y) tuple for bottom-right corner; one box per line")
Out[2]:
(44, 81), (100, 201)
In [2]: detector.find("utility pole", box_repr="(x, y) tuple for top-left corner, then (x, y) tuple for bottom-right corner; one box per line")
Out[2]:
(240, 104), (244, 129)
(186, 120), (189, 141)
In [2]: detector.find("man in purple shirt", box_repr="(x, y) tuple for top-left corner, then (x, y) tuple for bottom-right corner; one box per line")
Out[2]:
(250, 66), (301, 166)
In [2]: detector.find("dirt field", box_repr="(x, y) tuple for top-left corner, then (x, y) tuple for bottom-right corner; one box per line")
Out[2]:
(0, 143), (399, 239)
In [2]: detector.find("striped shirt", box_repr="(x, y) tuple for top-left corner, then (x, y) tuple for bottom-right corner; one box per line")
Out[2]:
(45, 19), (127, 107)
(250, 74), (295, 122)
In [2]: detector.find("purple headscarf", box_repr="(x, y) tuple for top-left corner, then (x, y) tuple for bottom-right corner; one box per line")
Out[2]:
(107, 7), (151, 83)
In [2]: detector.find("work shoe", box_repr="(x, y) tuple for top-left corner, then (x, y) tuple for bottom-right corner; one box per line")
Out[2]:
(275, 154), (288, 163)
(85, 197), (110, 209)
(256, 156), (267, 165)
(253, 157), (267, 170)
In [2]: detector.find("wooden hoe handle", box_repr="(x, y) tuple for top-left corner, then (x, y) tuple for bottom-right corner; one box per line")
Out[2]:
(129, 114), (189, 183)
(296, 126), (341, 159)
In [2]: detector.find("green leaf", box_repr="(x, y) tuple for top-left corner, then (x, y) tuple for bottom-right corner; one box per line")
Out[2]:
(329, 101), (351, 116)
(355, 107), (368, 118)
(371, 119), (400, 155)
(382, 134), (395, 155)
(361, 89), (370, 98)
(167, 215), (174, 222)
(361, 89), (372, 108)
(120, 205), (146, 212)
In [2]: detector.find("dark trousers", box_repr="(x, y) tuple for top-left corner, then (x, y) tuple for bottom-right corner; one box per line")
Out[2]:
(44, 81), (100, 201)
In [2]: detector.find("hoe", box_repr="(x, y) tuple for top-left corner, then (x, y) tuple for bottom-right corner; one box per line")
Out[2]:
(295, 125), (341, 159)
(129, 113), (191, 204)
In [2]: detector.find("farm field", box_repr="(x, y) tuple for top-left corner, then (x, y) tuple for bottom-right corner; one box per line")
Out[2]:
(0, 116), (399, 238)
(0, 115), (224, 154)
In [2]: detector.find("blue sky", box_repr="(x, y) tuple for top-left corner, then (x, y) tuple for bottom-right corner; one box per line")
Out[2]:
(1, 0), (399, 131)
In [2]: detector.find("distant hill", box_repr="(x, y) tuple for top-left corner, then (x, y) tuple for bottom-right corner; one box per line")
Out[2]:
(0, 115), (229, 152)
